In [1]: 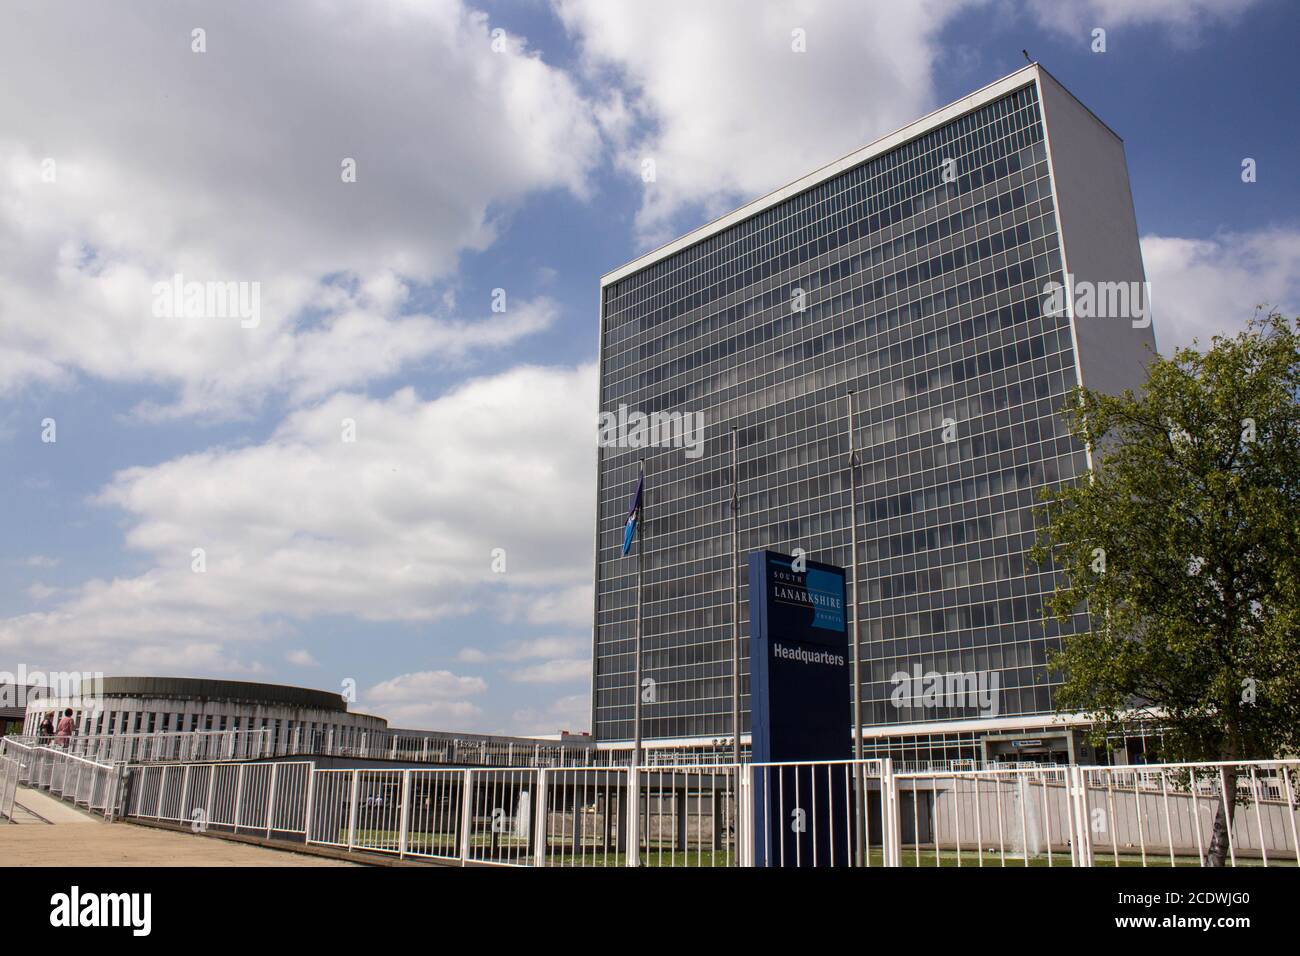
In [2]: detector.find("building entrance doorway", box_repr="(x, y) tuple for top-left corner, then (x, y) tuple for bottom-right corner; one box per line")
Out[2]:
(981, 730), (1085, 764)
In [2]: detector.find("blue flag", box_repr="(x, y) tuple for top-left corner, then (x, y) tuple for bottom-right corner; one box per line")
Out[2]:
(622, 472), (643, 556)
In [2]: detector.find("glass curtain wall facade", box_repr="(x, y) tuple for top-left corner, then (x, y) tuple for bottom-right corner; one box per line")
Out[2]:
(593, 76), (1091, 748)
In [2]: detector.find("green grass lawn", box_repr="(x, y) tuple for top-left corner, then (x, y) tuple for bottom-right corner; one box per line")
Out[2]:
(549, 848), (1290, 867)
(547, 848), (735, 867)
(546, 846), (1292, 867)
(338, 829), (523, 851)
(878, 847), (1291, 867)
(333, 830), (1291, 867)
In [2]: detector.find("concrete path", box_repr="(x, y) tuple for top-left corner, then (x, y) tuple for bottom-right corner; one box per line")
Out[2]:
(5, 804), (47, 825)
(12, 786), (99, 824)
(2, 788), (354, 865)
(0, 821), (357, 866)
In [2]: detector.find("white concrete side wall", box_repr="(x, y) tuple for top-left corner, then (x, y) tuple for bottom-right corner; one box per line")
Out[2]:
(1039, 70), (1159, 397)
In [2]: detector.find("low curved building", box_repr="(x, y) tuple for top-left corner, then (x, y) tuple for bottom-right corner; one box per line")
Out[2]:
(24, 676), (387, 755)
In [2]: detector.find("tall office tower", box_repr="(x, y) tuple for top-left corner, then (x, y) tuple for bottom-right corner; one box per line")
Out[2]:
(591, 64), (1156, 763)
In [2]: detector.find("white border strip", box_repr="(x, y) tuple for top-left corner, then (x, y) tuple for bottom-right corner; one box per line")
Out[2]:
(595, 714), (1097, 750)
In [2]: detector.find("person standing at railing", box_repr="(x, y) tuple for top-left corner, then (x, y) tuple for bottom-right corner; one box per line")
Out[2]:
(55, 709), (74, 749)
(39, 711), (55, 742)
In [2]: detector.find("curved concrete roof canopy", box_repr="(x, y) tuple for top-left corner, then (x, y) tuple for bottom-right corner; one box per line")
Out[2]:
(97, 677), (349, 713)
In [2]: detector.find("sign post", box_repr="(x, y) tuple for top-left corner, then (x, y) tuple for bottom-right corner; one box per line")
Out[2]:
(747, 550), (853, 866)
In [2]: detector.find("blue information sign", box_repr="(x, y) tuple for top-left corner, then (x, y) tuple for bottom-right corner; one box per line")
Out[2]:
(747, 550), (853, 865)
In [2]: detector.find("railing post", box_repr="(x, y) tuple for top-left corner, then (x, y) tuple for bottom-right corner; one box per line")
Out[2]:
(155, 765), (166, 818)
(398, 770), (412, 859)
(737, 763), (753, 867)
(265, 763), (279, 838)
(1070, 764), (1094, 867)
(1069, 765), (1081, 866)
(532, 768), (548, 867)
(204, 764), (217, 830)
(303, 764), (317, 843)
(346, 770), (359, 851)
(110, 763), (127, 822)
(626, 765), (640, 867)
(233, 764), (246, 832)
(882, 757), (899, 867)
(459, 769), (474, 866)
(179, 765), (191, 824)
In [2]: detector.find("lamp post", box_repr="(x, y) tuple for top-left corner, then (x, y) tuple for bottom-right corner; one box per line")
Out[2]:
(731, 427), (741, 767)
(847, 389), (865, 866)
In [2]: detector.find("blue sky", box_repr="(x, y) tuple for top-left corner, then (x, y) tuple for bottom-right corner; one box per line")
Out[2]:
(1, 0), (1297, 735)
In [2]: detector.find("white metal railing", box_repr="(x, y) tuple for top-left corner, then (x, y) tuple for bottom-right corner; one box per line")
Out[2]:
(891, 762), (1076, 867)
(1, 737), (124, 820)
(893, 759), (1049, 773)
(265, 728), (600, 768)
(895, 759), (1300, 867)
(1, 751), (19, 822)
(125, 760), (313, 837)
(749, 759), (889, 867)
(12, 730), (273, 764)
(1073, 761), (1300, 867)
(111, 755), (1300, 867)
(10, 729), (599, 768)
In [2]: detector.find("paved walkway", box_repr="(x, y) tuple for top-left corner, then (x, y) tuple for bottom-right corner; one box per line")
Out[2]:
(0, 824), (358, 866)
(5, 804), (47, 825)
(1, 789), (355, 866)
(12, 786), (99, 824)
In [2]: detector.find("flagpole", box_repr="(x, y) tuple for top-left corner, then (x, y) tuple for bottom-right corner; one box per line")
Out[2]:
(633, 456), (645, 771)
(730, 427), (740, 766)
(847, 388), (865, 867)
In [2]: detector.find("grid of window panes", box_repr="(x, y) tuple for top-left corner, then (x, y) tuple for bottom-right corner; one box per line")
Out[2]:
(593, 81), (1088, 743)
(861, 726), (1166, 765)
(862, 729), (1017, 764)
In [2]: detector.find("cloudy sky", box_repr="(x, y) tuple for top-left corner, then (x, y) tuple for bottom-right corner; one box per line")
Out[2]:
(1, 0), (1297, 735)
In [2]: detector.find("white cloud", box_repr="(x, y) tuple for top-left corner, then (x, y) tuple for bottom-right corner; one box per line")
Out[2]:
(457, 635), (592, 686)
(26, 583), (60, 602)
(555, 0), (1264, 243)
(510, 693), (590, 737)
(458, 635), (585, 663)
(0, 363), (598, 669)
(24, 556), (60, 569)
(0, 0), (598, 418)
(509, 658), (591, 685)
(286, 649), (320, 668)
(555, 0), (972, 243)
(503, 585), (593, 627)
(1142, 228), (1300, 353)
(1023, 0), (1264, 46)
(364, 670), (487, 730)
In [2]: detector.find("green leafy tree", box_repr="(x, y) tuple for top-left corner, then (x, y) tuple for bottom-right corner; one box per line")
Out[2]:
(1032, 312), (1300, 866)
